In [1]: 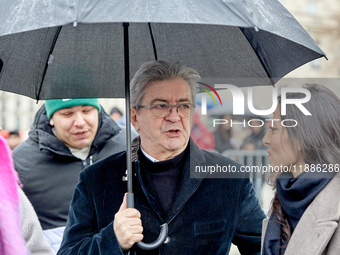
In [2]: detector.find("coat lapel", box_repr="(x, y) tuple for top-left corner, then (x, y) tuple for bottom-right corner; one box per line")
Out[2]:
(166, 139), (208, 223)
(284, 174), (340, 255)
(261, 217), (269, 254)
(135, 160), (165, 221)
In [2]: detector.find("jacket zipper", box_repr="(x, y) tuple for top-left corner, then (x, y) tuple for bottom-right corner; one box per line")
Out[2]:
(82, 155), (93, 168)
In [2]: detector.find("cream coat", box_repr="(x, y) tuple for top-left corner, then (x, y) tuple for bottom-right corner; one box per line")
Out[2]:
(262, 172), (340, 255)
(19, 188), (55, 255)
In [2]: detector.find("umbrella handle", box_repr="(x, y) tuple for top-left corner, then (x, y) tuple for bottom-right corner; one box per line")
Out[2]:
(136, 223), (168, 250)
(126, 193), (169, 250)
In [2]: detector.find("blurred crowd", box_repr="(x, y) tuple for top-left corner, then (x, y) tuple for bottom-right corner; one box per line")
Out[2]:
(191, 111), (269, 154)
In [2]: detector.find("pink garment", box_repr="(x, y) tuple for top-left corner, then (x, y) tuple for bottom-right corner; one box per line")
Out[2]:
(0, 135), (28, 255)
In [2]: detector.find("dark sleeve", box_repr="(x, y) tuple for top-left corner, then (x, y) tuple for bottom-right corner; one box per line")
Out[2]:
(232, 177), (266, 255)
(57, 172), (124, 255)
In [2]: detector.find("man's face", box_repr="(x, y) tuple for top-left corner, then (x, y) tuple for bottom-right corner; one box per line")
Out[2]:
(131, 78), (192, 161)
(50, 105), (99, 149)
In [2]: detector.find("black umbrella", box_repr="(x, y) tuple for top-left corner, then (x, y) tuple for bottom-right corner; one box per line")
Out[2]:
(0, 0), (326, 99)
(0, 0), (326, 250)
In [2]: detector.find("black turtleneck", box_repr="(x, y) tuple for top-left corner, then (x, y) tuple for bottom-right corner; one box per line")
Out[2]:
(138, 147), (188, 216)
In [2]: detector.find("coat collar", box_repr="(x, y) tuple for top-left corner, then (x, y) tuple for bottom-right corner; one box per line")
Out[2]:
(263, 172), (340, 255)
(132, 137), (208, 223)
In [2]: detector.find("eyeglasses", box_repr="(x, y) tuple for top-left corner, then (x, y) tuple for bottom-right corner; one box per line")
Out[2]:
(136, 103), (195, 117)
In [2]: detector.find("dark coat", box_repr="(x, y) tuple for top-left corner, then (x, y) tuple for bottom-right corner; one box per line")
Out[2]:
(58, 138), (265, 255)
(13, 104), (127, 230)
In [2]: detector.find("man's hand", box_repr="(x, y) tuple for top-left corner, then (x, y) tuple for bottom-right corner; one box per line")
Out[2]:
(114, 194), (144, 251)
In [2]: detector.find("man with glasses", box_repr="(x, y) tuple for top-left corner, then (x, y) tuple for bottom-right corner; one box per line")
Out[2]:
(58, 60), (265, 255)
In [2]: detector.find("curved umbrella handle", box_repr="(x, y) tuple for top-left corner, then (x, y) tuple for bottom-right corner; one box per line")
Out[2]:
(136, 223), (168, 250)
(126, 194), (168, 250)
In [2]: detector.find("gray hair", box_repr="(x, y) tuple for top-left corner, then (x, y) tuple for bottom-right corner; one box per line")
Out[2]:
(130, 60), (200, 108)
(279, 83), (340, 165)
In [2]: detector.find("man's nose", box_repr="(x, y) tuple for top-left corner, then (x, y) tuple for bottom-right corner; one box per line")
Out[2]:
(166, 106), (181, 122)
(74, 113), (86, 127)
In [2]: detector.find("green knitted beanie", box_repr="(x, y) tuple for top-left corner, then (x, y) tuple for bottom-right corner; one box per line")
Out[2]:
(45, 98), (101, 119)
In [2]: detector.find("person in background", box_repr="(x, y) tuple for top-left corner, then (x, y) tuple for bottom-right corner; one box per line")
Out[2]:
(7, 130), (22, 150)
(190, 111), (215, 150)
(111, 106), (139, 134)
(0, 128), (9, 138)
(0, 129), (53, 255)
(58, 60), (265, 255)
(12, 98), (130, 252)
(262, 84), (340, 255)
(110, 107), (123, 122)
(241, 119), (267, 151)
(213, 114), (236, 153)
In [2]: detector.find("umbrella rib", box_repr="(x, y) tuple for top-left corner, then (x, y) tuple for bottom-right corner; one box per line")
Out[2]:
(36, 26), (62, 101)
(148, 23), (158, 60)
(239, 27), (275, 85)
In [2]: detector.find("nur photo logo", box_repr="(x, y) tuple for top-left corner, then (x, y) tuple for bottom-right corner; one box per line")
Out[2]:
(197, 82), (222, 115)
(197, 83), (312, 128)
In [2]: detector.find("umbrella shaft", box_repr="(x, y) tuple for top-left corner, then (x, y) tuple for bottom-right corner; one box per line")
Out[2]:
(123, 23), (133, 194)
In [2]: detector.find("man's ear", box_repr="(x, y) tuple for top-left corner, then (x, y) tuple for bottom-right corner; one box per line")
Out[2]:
(130, 108), (140, 132)
(50, 118), (54, 126)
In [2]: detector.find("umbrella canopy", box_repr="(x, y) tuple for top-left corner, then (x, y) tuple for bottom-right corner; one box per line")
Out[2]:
(0, 0), (325, 100)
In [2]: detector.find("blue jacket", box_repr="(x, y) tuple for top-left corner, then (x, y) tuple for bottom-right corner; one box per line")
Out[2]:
(58, 138), (265, 255)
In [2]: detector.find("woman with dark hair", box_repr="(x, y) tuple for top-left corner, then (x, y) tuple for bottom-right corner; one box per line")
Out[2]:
(261, 84), (340, 255)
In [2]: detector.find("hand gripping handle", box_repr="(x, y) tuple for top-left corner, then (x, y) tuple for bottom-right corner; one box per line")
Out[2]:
(126, 193), (169, 250)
